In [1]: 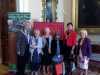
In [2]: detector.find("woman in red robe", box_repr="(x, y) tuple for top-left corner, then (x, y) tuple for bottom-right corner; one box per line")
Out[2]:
(63, 22), (77, 75)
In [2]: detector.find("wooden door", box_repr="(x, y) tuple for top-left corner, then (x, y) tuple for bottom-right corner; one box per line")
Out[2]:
(0, 0), (16, 64)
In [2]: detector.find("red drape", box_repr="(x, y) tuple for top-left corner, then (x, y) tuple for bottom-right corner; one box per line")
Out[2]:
(33, 22), (64, 38)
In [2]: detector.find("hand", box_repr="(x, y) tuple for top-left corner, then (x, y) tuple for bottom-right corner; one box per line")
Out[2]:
(84, 56), (89, 60)
(32, 44), (37, 48)
(71, 50), (74, 55)
(48, 48), (51, 54)
(84, 56), (87, 58)
(41, 51), (44, 55)
(71, 45), (75, 55)
(31, 44), (35, 48)
(79, 54), (83, 59)
(17, 51), (20, 55)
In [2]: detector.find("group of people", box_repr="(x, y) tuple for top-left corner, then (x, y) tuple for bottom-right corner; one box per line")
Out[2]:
(16, 21), (92, 75)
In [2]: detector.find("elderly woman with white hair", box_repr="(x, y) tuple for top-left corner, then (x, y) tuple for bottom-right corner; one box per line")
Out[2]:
(42, 27), (52, 75)
(29, 29), (43, 75)
(77, 29), (92, 75)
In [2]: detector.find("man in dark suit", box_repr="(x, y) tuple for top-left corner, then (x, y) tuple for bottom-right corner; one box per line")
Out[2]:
(23, 20), (32, 64)
(16, 21), (31, 75)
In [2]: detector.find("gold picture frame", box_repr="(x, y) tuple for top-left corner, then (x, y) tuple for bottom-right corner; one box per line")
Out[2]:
(72, 0), (100, 34)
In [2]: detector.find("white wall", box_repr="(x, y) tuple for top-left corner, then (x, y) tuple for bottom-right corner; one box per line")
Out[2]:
(16, 0), (72, 23)
(29, 0), (43, 21)
(16, 0), (43, 21)
(16, 0), (29, 12)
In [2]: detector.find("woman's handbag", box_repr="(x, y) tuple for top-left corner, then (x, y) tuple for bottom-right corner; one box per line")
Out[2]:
(77, 49), (89, 70)
(78, 56), (89, 70)
(52, 54), (63, 64)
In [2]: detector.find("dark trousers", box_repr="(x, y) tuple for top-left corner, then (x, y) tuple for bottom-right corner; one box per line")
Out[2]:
(65, 61), (72, 75)
(16, 55), (26, 75)
(52, 63), (56, 75)
(64, 46), (73, 75)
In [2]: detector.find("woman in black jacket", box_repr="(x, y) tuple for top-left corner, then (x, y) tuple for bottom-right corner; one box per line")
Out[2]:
(51, 32), (64, 75)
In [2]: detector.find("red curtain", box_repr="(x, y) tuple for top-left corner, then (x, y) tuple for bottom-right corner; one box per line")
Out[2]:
(33, 22), (64, 39)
